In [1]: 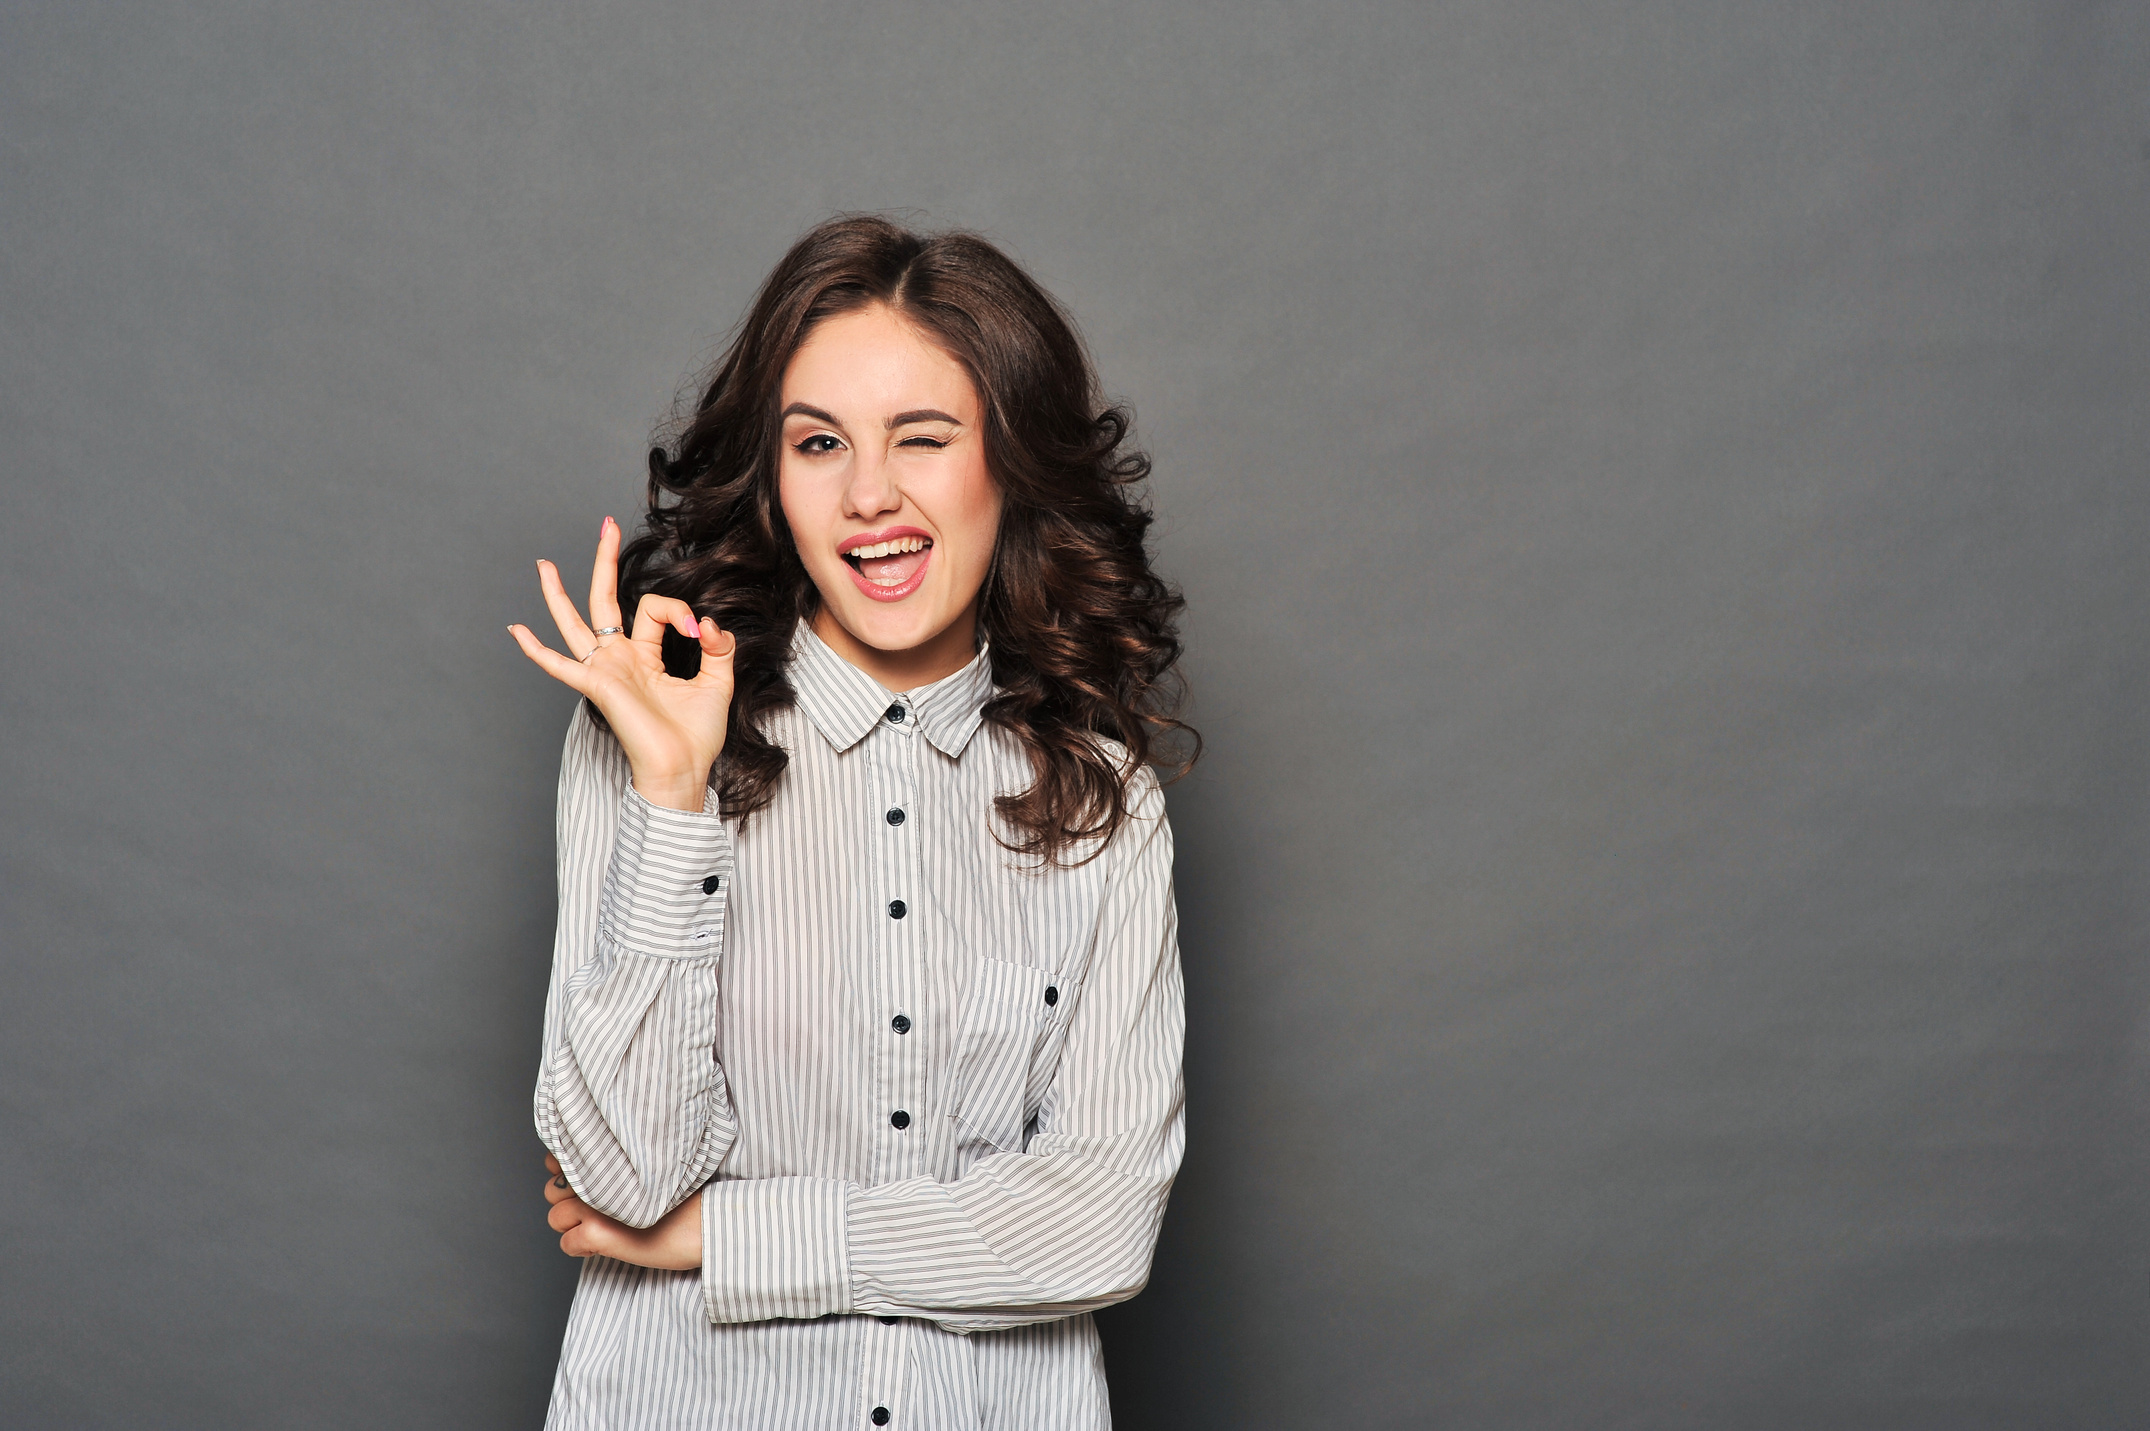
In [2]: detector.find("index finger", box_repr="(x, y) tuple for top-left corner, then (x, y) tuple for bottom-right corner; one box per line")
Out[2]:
(589, 516), (622, 630)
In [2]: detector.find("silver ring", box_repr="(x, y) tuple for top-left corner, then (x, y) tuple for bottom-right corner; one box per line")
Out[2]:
(580, 624), (625, 662)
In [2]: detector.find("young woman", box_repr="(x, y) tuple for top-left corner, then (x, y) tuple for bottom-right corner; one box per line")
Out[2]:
(506, 215), (1195, 1430)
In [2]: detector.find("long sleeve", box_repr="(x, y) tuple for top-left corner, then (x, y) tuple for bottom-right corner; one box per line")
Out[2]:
(698, 773), (1186, 1331)
(533, 701), (740, 1228)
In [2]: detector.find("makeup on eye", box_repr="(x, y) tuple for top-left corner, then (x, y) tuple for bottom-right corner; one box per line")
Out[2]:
(789, 430), (952, 457)
(782, 401), (960, 450)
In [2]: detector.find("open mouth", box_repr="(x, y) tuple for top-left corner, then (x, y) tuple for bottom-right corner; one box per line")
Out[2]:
(841, 532), (934, 601)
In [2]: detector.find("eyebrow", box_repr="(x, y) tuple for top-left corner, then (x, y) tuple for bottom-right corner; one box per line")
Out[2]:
(886, 409), (961, 429)
(778, 402), (962, 431)
(780, 402), (844, 428)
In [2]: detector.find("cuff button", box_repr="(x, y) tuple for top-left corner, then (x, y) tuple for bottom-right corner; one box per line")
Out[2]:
(702, 874), (722, 895)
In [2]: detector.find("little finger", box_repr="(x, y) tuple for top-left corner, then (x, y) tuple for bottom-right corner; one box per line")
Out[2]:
(507, 624), (598, 695)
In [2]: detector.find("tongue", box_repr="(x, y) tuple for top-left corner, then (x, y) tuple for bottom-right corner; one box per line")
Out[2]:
(858, 548), (928, 585)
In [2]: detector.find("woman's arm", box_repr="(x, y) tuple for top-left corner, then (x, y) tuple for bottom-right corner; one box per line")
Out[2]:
(530, 700), (740, 1229)
(531, 767), (1187, 1323)
(693, 772), (1186, 1330)
(513, 519), (742, 1229)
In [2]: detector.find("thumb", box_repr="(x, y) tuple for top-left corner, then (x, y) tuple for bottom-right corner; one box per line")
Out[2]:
(694, 618), (737, 673)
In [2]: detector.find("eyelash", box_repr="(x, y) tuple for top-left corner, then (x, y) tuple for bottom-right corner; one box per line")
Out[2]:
(790, 434), (950, 455)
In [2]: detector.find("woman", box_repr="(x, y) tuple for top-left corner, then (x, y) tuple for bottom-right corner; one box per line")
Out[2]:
(506, 215), (1195, 1429)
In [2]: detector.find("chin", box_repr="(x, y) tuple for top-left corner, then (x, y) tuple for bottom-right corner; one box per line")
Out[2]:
(823, 592), (948, 653)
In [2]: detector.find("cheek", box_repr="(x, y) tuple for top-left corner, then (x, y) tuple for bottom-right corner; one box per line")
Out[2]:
(776, 464), (827, 556)
(953, 463), (1003, 566)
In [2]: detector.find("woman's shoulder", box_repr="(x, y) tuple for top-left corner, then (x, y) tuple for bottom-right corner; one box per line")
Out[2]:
(1072, 736), (1175, 870)
(1107, 743), (1169, 825)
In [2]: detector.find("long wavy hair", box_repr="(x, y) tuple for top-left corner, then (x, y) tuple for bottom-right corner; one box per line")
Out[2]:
(613, 214), (1197, 862)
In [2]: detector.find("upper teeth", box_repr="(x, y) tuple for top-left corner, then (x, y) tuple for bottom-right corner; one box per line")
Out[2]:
(851, 536), (928, 559)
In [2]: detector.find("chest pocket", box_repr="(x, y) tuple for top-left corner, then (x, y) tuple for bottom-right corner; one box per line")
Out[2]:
(947, 954), (1059, 1157)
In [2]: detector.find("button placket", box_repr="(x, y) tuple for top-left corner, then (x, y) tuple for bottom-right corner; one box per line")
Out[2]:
(858, 1318), (908, 1431)
(868, 705), (924, 1186)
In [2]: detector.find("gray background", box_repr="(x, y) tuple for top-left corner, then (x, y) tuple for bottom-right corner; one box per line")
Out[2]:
(3, 1), (2145, 1426)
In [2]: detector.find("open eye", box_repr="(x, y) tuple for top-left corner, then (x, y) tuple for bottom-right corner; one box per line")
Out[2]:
(793, 433), (844, 456)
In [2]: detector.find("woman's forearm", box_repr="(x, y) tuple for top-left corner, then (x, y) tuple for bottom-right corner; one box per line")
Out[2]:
(534, 704), (741, 1228)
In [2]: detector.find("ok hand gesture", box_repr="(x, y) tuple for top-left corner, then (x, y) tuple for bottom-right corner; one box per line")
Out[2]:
(508, 516), (736, 813)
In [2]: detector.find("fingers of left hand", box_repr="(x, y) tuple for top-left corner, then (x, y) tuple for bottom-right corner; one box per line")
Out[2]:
(555, 1204), (630, 1259)
(549, 1195), (605, 1238)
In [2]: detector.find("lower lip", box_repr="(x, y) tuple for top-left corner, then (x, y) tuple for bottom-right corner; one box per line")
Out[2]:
(844, 546), (933, 603)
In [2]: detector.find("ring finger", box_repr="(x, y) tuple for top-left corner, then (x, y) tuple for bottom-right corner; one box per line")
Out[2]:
(537, 559), (597, 658)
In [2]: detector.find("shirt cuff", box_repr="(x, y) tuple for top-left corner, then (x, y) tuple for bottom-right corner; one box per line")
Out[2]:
(701, 1176), (854, 1323)
(596, 783), (733, 959)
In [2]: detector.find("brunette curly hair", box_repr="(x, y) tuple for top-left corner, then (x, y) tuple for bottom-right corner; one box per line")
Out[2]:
(613, 214), (1197, 862)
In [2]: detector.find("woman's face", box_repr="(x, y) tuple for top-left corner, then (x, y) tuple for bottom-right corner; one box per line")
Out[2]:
(778, 303), (1003, 687)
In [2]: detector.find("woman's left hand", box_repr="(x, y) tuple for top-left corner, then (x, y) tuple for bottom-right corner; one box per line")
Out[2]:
(541, 1153), (703, 1270)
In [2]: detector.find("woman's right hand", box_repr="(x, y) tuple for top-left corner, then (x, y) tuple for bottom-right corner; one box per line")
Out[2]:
(508, 516), (736, 812)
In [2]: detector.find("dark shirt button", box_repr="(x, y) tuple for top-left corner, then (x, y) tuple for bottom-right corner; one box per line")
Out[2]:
(888, 900), (907, 920)
(701, 874), (721, 895)
(1044, 986), (1059, 1006)
(878, 1315), (898, 1325)
(886, 808), (905, 826)
(872, 1410), (890, 1427)
(890, 1110), (911, 1130)
(891, 1014), (911, 1035)
(884, 704), (905, 724)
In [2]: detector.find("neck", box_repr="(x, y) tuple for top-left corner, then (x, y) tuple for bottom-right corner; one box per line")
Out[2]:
(810, 606), (980, 694)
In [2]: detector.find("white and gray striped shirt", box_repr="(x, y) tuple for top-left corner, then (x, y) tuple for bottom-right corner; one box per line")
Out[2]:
(533, 620), (1185, 1429)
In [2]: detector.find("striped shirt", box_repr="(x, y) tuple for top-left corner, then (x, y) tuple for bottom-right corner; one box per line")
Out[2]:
(533, 620), (1186, 1429)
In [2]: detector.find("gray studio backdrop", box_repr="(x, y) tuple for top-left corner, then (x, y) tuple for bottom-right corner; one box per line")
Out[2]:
(4, 2), (2145, 1427)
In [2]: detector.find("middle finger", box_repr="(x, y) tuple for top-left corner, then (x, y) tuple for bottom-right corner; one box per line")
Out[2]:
(589, 516), (623, 631)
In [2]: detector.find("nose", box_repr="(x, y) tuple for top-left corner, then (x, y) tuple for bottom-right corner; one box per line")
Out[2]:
(842, 445), (901, 522)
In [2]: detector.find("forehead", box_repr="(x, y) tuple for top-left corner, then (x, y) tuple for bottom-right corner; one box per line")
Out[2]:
(781, 304), (976, 413)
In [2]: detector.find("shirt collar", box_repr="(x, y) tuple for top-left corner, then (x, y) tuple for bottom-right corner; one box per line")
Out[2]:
(787, 618), (997, 759)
